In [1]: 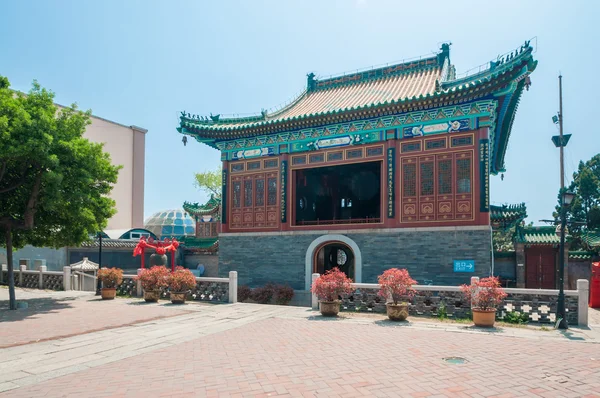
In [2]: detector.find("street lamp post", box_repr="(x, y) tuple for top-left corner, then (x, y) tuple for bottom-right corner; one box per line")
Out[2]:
(551, 74), (574, 330)
(556, 191), (575, 329)
(96, 231), (103, 295)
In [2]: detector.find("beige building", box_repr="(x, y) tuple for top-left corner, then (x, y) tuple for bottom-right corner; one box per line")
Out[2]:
(81, 112), (147, 230)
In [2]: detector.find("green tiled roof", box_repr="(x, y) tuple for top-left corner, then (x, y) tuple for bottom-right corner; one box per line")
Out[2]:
(183, 194), (221, 217)
(178, 41), (537, 174)
(490, 203), (527, 227)
(581, 229), (600, 249)
(516, 226), (560, 245)
(180, 237), (218, 250)
(569, 251), (594, 260)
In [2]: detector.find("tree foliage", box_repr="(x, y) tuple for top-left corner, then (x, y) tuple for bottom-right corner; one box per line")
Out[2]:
(554, 154), (600, 243)
(194, 167), (222, 196)
(0, 76), (120, 309)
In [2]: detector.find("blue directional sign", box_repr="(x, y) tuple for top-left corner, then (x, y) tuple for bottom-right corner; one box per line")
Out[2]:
(453, 260), (475, 273)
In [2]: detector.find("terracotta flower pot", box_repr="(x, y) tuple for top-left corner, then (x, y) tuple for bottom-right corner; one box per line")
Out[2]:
(472, 308), (496, 327)
(386, 303), (409, 321)
(319, 300), (340, 317)
(143, 290), (160, 303)
(101, 288), (116, 300)
(170, 292), (187, 304)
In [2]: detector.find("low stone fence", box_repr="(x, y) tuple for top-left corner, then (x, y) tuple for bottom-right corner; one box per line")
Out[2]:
(1, 264), (65, 290)
(115, 271), (238, 304)
(1, 264), (238, 304)
(310, 274), (590, 327)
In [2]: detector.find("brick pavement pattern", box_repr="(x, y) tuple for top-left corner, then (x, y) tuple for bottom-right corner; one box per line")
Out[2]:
(4, 317), (600, 398)
(0, 293), (188, 348)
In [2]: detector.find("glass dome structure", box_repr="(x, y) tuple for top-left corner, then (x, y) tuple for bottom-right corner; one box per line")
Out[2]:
(144, 209), (196, 239)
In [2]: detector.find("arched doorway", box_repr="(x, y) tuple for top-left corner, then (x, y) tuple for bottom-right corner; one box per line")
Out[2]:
(305, 234), (362, 290)
(313, 242), (355, 279)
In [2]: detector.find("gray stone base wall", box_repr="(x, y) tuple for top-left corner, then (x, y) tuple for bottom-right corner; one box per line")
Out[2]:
(219, 227), (492, 289)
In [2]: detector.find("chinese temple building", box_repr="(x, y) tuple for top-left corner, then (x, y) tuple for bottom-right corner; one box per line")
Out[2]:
(178, 42), (537, 291)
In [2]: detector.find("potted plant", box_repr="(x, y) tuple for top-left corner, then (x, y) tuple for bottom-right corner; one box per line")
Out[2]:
(97, 267), (123, 300)
(136, 266), (169, 302)
(167, 267), (197, 304)
(461, 276), (507, 327)
(378, 268), (417, 321)
(311, 267), (353, 317)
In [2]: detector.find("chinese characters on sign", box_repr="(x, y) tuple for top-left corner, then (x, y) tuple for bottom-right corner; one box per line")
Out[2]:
(221, 169), (228, 224)
(453, 260), (475, 272)
(280, 160), (287, 223)
(479, 139), (489, 212)
(387, 147), (395, 218)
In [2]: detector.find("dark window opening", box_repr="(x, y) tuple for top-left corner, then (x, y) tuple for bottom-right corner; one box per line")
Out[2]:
(294, 161), (381, 225)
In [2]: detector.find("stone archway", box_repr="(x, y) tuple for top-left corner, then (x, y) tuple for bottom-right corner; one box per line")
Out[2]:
(305, 234), (362, 290)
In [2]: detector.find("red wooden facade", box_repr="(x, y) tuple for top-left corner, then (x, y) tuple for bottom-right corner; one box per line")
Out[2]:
(222, 127), (490, 233)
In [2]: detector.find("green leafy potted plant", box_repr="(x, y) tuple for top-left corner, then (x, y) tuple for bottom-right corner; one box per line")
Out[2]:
(136, 266), (169, 302)
(311, 267), (353, 317)
(378, 268), (417, 321)
(461, 276), (507, 327)
(166, 267), (197, 304)
(97, 267), (123, 300)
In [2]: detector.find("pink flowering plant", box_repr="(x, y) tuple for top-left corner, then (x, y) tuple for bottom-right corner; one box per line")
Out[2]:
(460, 276), (507, 311)
(135, 266), (169, 291)
(97, 267), (123, 288)
(166, 267), (197, 293)
(378, 268), (417, 305)
(311, 267), (354, 302)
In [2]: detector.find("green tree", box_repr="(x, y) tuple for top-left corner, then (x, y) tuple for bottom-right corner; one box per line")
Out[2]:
(554, 154), (600, 232)
(194, 167), (222, 196)
(0, 77), (120, 310)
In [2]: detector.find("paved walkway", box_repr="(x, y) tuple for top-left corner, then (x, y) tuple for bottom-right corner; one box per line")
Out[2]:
(1, 288), (599, 397)
(0, 287), (189, 348)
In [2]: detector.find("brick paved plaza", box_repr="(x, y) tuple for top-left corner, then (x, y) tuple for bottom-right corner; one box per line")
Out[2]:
(1, 287), (599, 397)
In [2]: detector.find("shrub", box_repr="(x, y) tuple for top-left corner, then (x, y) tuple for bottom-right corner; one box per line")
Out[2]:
(377, 268), (417, 305)
(238, 285), (252, 302)
(252, 284), (275, 304)
(503, 311), (529, 324)
(274, 284), (294, 305)
(97, 267), (123, 288)
(167, 267), (196, 292)
(311, 268), (353, 302)
(460, 276), (507, 311)
(136, 266), (169, 291)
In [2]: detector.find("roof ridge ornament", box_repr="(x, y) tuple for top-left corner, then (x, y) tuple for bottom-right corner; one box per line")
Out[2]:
(307, 72), (316, 92)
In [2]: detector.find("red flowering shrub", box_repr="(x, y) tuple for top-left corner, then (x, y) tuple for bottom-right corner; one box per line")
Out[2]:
(378, 268), (417, 305)
(167, 267), (197, 292)
(311, 268), (353, 302)
(252, 284), (275, 304)
(97, 267), (123, 288)
(238, 285), (252, 302)
(136, 266), (169, 291)
(461, 276), (507, 311)
(274, 284), (294, 305)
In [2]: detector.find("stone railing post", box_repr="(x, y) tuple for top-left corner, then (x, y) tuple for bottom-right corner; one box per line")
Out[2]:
(63, 266), (71, 291)
(577, 279), (589, 327)
(229, 271), (238, 303)
(19, 264), (26, 286)
(470, 276), (480, 310)
(311, 273), (319, 310)
(136, 269), (143, 297)
(39, 265), (47, 289)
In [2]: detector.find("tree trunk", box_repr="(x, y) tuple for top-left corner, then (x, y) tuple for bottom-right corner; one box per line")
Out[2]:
(5, 225), (16, 310)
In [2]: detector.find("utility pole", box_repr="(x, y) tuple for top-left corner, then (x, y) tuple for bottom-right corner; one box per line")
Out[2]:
(555, 75), (569, 330)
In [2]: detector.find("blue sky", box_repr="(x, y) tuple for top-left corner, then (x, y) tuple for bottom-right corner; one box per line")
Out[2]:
(1, 0), (598, 225)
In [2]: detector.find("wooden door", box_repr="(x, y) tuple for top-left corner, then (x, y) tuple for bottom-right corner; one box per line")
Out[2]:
(525, 248), (556, 289)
